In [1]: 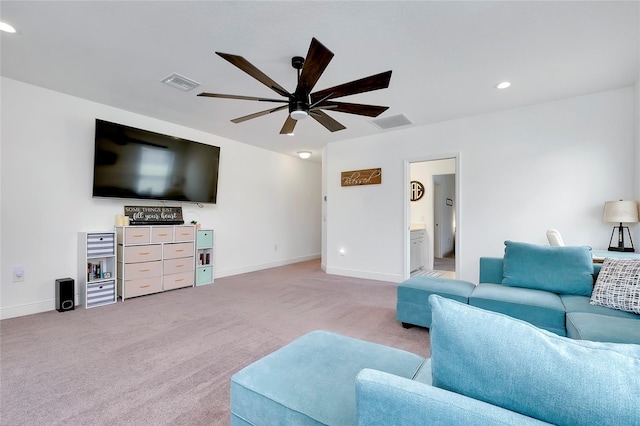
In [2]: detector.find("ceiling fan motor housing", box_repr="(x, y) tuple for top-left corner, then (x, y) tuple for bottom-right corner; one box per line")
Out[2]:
(289, 95), (310, 120)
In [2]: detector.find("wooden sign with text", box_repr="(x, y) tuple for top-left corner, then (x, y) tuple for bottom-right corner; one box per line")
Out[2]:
(341, 168), (382, 187)
(124, 206), (184, 225)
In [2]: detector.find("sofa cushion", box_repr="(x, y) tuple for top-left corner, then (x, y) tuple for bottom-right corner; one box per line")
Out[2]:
(501, 241), (593, 296)
(561, 294), (640, 319)
(566, 312), (640, 344)
(230, 330), (425, 425)
(590, 258), (640, 314)
(469, 283), (566, 335)
(429, 295), (640, 426)
(356, 368), (550, 426)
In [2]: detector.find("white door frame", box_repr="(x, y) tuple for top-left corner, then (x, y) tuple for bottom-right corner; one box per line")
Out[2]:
(403, 153), (460, 280)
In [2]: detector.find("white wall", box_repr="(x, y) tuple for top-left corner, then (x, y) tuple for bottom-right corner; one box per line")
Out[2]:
(0, 77), (322, 319)
(325, 87), (636, 283)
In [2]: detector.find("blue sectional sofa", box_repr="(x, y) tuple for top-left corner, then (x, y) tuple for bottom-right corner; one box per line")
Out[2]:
(397, 241), (640, 344)
(230, 296), (640, 425)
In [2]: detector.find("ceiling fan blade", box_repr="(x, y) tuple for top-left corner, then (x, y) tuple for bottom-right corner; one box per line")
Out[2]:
(297, 38), (334, 94)
(216, 52), (291, 98)
(231, 105), (288, 124)
(314, 101), (389, 117)
(198, 92), (288, 103)
(310, 70), (392, 103)
(310, 110), (346, 132)
(280, 115), (297, 134)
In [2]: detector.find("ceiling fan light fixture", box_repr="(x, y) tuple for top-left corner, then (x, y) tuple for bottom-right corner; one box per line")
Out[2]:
(297, 151), (312, 159)
(290, 110), (308, 120)
(495, 81), (511, 89)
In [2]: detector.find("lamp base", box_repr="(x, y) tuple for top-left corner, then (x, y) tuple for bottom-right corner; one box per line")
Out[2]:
(608, 246), (635, 252)
(607, 224), (635, 253)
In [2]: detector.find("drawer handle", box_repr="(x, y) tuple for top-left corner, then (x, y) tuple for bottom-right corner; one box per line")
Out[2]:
(139, 284), (150, 288)
(175, 264), (184, 267)
(175, 249), (184, 252)
(133, 234), (144, 238)
(158, 233), (168, 236)
(175, 278), (184, 282)
(139, 252), (150, 255)
(139, 269), (150, 272)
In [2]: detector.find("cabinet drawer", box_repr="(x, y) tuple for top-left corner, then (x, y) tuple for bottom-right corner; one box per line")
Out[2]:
(123, 227), (151, 245)
(87, 280), (116, 308)
(196, 266), (213, 286)
(164, 257), (194, 275)
(121, 260), (162, 280)
(151, 226), (174, 243)
(87, 233), (115, 257)
(174, 226), (195, 242)
(197, 230), (213, 249)
(410, 230), (426, 240)
(164, 242), (194, 259)
(122, 276), (163, 298)
(164, 271), (194, 290)
(119, 244), (162, 263)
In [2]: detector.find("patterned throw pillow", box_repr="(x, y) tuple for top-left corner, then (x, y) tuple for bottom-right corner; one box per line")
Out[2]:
(590, 258), (640, 314)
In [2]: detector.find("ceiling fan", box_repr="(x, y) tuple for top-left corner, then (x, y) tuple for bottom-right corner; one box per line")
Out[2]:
(197, 38), (392, 135)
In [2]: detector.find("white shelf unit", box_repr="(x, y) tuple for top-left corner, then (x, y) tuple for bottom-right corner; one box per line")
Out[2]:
(78, 232), (117, 308)
(196, 229), (214, 286)
(116, 225), (195, 300)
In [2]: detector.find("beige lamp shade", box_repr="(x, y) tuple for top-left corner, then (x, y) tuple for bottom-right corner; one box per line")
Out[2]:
(602, 200), (639, 223)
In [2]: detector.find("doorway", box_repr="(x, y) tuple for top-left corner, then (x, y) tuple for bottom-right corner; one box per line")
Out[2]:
(405, 156), (458, 280)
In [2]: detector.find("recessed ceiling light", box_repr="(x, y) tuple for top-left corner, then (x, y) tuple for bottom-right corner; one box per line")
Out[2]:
(495, 81), (511, 90)
(297, 151), (311, 159)
(0, 22), (16, 33)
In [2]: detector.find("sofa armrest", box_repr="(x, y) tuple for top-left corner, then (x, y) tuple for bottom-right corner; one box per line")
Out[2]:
(355, 369), (549, 426)
(479, 257), (504, 284)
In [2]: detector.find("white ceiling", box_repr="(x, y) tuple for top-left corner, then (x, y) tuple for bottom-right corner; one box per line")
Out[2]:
(1, 1), (638, 162)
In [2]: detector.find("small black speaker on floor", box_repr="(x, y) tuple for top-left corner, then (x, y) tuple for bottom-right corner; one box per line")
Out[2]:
(55, 278), (74, 312)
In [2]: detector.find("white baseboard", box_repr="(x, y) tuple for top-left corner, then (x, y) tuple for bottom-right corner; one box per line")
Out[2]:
(325, 267), (404, 283)
(1, 299), (56, 320)
(214, 254), (321, 279)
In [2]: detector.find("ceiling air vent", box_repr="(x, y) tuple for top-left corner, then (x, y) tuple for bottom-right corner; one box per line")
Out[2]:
(161, 73), (201, 91)
(370, 114), (413, 130)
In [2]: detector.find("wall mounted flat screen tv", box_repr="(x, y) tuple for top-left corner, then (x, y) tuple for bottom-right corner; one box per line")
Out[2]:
(93, 119), (220, 203)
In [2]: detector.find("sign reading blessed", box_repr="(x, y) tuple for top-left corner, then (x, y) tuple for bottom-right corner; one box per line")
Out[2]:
(341, 168), (382, 187)
(124, 206), (184, 225)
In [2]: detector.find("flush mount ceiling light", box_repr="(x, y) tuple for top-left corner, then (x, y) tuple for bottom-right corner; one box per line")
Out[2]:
(495, 81), (511, 89)
(297, 151), (312, 159)
(0, 21), (16, 33)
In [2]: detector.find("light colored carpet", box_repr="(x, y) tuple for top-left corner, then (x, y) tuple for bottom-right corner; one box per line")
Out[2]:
(0, 260), (429, 425)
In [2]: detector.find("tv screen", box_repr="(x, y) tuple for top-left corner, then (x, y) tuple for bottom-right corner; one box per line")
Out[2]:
(92, 119), (220, 203)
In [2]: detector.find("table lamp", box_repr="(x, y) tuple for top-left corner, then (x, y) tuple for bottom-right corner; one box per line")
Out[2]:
(602, 200), (639, 252)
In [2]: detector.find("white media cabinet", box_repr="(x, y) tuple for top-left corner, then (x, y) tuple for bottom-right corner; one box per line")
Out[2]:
(116, 225), (196, 300)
